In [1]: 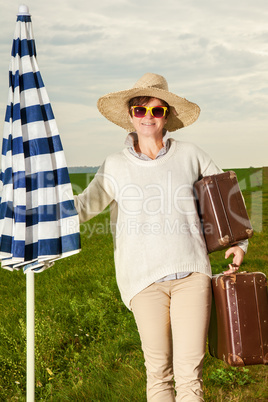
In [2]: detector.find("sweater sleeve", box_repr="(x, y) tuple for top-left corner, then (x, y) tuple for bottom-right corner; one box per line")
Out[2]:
(198, 149), (223, 178)
(74, 161), (116, 223)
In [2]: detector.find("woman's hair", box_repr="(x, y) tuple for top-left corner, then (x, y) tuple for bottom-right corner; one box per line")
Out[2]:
(128, 96), (170, 117)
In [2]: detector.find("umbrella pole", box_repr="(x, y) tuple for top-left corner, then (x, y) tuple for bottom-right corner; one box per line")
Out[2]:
(26, 271), (35, 401)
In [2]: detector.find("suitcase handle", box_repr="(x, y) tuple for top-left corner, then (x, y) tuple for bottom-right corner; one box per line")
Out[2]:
(223, 263), (239, 275)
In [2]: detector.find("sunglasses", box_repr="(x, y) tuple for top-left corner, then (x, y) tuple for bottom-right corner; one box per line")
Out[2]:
(131, 105), (168, 118)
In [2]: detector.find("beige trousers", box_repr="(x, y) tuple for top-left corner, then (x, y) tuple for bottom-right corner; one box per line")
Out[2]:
(131, 273), (211, 402)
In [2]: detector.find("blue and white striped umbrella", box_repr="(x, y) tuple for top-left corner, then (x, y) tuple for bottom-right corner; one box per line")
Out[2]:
(0, 5), (81, 273)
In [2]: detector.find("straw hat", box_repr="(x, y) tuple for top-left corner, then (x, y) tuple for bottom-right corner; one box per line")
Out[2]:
(97, 73), (200, 132)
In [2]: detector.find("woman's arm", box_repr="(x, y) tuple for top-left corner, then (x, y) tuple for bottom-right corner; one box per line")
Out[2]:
(74, 167), (115, 223)
(196, 146), (249, 265)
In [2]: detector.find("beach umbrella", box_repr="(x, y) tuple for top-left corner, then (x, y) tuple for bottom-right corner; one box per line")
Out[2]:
(0, 4), (81, 400)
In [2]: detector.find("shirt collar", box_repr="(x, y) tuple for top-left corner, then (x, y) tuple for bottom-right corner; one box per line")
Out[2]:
(124, 131), (172, 160)
(124, 130), (172, 148)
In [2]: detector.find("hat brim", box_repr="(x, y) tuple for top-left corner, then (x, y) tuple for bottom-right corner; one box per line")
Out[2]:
(97, 87), (200, 132)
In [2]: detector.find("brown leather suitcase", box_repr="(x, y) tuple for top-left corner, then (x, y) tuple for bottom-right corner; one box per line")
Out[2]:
(194, 171), (253, 253)
(208, 272), (268, 366)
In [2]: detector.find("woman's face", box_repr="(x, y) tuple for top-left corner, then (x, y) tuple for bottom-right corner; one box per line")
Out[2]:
(130, 98), (167, 140)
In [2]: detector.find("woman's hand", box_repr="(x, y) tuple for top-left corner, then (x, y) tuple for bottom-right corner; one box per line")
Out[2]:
(223, 246), (245, 275)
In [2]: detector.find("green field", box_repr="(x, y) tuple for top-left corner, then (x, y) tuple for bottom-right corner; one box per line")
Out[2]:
(0, 167), (267, 401)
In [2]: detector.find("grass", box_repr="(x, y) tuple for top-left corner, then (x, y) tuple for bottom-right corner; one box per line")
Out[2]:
(0, 167), (267, 401)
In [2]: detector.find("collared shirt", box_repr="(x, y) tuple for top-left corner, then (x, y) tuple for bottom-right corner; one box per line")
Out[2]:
(125, 131), (171, 161)
(125, 131), (191, 282)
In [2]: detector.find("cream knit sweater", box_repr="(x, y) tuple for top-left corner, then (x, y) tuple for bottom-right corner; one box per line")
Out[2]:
(74, 140), (248, 309)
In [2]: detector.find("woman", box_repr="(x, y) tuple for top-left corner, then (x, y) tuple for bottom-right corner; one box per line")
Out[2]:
(74, 73), (248, 401)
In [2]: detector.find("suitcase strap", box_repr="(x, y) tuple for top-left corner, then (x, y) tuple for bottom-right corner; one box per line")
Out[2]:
(214, 178), (233, 244)
(225, 280), (243, 362)
(205, 179), (233, 246)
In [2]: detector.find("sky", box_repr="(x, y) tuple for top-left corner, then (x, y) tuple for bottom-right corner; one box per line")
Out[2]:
(0, 0), (267, 169)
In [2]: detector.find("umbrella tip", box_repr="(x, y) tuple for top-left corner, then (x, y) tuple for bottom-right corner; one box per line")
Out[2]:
(18, 4), (30, 16)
